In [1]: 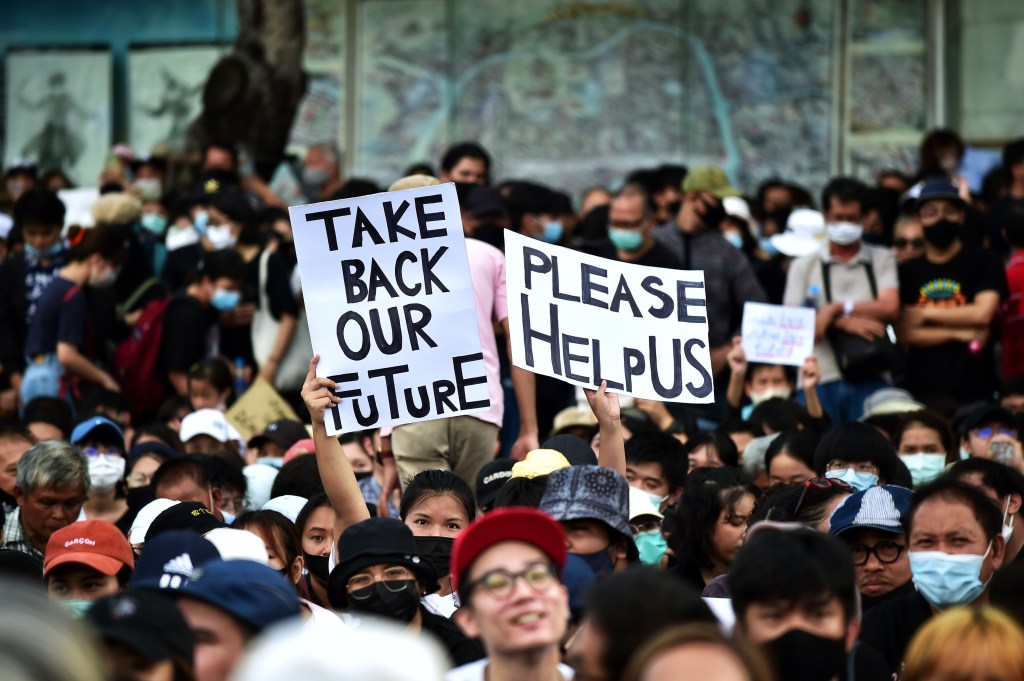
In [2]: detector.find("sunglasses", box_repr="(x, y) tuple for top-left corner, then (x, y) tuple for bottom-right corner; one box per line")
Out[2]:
(975, 426), (1017, 439)
(893, 238), (925, 249)
(794, 477), (853, 515)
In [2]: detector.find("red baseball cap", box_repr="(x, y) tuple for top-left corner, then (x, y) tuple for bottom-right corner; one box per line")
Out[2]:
(44, 520), (135, 577)
(450, 507), (567, 596)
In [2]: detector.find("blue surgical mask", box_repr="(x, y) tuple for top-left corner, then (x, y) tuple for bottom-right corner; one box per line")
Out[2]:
(608, 228), (644, 252)
(635, 529), (668, 567)
(647, 491), (668, 510)
(900, 454), (947, 487)
(758, 237), (780, 257)
(211, 288), (241, 312)
(825, 468), (879, 492)
(193, 210), (210, 234)
(57, 599), (93, 618)
(574, 549), (614, 576)
(909, 541), (992, 609)
(26, 241), (64, 259)
(540, 220), (563, 244)
(723, 231), (744, 250)
(140, 212), (168, 236)
(256, 457), (283, 469)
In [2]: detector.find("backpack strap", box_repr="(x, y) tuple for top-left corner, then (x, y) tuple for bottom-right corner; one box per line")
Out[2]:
(819, 258), (878, 303)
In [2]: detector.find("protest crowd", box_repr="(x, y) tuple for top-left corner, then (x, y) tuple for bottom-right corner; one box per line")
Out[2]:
(2, 119), (1024, 681)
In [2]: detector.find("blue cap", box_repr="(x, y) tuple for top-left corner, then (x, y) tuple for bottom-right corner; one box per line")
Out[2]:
(177, 558), (300, 631)
(130, 530), (221, 592)
(71, 416), (124, 447)
(915, 179), (964, 209)
(828, 485), (914, 537)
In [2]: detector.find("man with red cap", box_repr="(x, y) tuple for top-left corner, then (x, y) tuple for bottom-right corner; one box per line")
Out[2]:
(43, 518), (135, 617)
(448, 507), (572, 681)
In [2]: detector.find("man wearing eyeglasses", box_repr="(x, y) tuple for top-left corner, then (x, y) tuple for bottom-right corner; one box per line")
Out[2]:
(828, 485), (914, 612)
(448, 507), (572, 681)
(959, 404), (1021, 463)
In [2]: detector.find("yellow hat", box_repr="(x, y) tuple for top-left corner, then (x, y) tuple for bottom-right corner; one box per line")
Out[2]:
(511, 449), (571, 479)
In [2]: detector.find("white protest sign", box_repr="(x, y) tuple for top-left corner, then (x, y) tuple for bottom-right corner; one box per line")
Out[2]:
(740, 302), (815, 367)
(288, 183), (489, 434)
(505, 230), (714, 403)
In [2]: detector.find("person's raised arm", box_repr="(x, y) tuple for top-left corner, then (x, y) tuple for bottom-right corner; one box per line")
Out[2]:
(584, 381), (625, 476)
(725, 337), (747, 409)
(503, 317), (539, 461)
(302, 355), (371, 541)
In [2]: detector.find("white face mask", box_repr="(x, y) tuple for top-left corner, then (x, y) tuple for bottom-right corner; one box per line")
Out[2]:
(826, 221), (863, 245)
(88, 264), (118, 289)
(750, 386), (792, 405)
(205, 223), (239, 250)
(166, 224), (200, 252)
(1003, 496), (1015, 544)
(89, 454), (126, 492)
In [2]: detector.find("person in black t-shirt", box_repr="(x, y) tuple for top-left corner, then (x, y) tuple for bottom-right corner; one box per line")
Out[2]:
(21, 225), (127, 405)
(160, 249), (246, 399)
(897, 179), (1008, 407)
(593, 183), (682, 270)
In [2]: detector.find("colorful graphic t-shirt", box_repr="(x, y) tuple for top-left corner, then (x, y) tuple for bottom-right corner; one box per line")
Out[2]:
(898, 246), (1007, 402)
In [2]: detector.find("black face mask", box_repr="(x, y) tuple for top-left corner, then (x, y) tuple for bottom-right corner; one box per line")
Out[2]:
(0, 488), (17, 510)
(354, 471), (373, 482)
(304, 552), (329, 583)
(347, 580), (421, 623)
(413, 536), (453, 578)
(702, 202), (727, 229)
(765, 629), (846, 681)
(666, 200), (682, 218)
(923, 219), (960, 249)
(125, 485), (154, 512)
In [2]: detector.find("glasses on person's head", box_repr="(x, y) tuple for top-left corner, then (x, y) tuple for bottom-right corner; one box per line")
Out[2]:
(465, 562), (558, 600)
(975, 426), (1017, 439)
(631, 518), (662, 533)
(826, 460), (880, 476)
(347, 566), (415, 596)
(794, 477), (853, 515)
(848, 540), (905, 566)
(893, 238), (925, 250)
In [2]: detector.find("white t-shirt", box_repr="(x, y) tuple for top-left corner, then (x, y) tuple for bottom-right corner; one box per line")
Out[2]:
(445, 659), (574, 681)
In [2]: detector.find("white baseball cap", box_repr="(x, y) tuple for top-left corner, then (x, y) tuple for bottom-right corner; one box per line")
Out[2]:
(179, 409), (242, 445)
(204, 528), (270, 565)
(129, 498), (181, 545)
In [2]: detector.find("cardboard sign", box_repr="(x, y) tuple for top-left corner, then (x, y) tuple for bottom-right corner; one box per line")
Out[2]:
(288, 183), (489, 434)
(505, 231), (714, 403)
(226, 377), (300, 441)
(741, 302), (816, 367)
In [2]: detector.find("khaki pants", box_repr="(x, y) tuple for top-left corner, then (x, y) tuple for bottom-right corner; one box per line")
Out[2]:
(391, 416), (499, 489)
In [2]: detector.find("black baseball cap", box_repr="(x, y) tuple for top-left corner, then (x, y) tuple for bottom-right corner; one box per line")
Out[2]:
(475, 459), (516, 511)
(146, 502), (226, 541)
(86, 590), (193, 663)
(248, 419), (308, 451)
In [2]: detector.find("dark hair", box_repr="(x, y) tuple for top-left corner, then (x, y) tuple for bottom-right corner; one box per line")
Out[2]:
(295, 492), (332, 534)
(399, 469), (476, 522)
(198, 453), (246, 497)
(585, 568), (716, 681)
(491, 476), (549, 509)
(327, 178), (383, 201)
(198, 248), (246, 283)
(671, 467), (759, 571)
(1003, 199), (1024, 250)
(718, 418), (755, 437)
(748, 398), (811, 437)
(202, 140), (239, 169)
(948, 458), (1024, 501)
(66, 224), (128, 265)
(653, 164), (688, 194)
(270, 455), (324, 499)
(79, 390), (131, 420)
(920, 129), (965, 175)
(188, 358), (234, 395)
(1003, 375), (1024, 399)
(909, 479), (1003, 542)
(129, 422), (184, 451)
(0, 426), (35, 452)
(728, 526), (857, 625)
(755, 179), (791, 215)
(813, 422), (902, 482)
(1003, 138), (1024, 170)
(13, 189), (65, 228)
(440, 142), (491, 177)
(151, 456), (210, 496)
(820, 176), (870, 217)
(682, 431), (739, 468)
(764, 430), (820, 477)
(233, 509), (301, 574)
(744, 362), (796, 385)
(893, 410), (957, 464)
(403, 162), (435, 177)
(156, 395), (192, 424)
(614, 182), (654, 216)
(625, 431), (688, 493)
(503, 180), (559, 234)
(21, 397), (74, 439)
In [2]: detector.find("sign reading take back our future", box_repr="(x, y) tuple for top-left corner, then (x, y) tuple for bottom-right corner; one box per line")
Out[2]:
(288, 183), (489, 435)
(505, 230), (715, 403)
